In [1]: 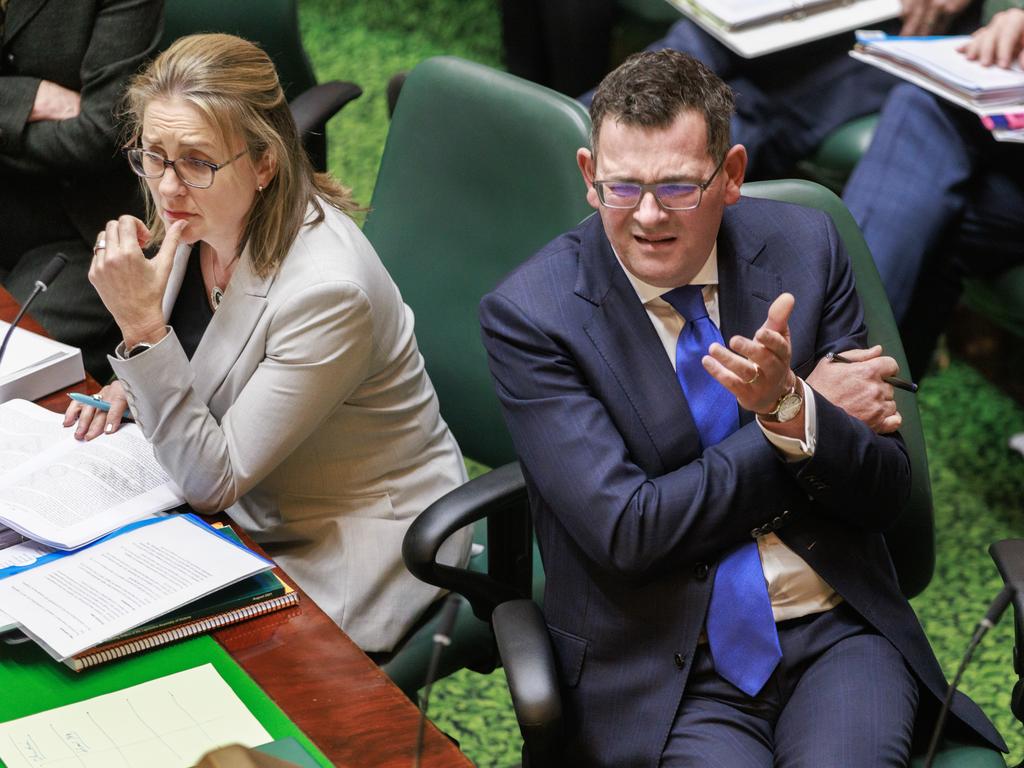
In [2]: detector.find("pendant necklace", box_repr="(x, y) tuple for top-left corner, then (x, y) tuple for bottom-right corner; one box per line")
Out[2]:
(207, 246), (240, 310)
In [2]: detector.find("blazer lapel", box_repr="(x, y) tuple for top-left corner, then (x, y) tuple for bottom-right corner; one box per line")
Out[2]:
(577, 217), (702, 473)
(3, 0), (48, 42)
(189, 245), (274, 404)
(717, 204), (780, 427)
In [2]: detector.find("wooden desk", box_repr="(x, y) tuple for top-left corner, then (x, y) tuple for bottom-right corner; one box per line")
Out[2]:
(1, 288), (471, 768)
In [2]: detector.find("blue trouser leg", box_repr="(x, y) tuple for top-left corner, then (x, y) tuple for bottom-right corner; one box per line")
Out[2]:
(844, 84), (973, 323)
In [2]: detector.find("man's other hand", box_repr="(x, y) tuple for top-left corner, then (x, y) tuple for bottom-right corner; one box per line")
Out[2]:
(29, 80), (82, 122)
(900, 0), (971, 36)
(807, 346), (903, 433)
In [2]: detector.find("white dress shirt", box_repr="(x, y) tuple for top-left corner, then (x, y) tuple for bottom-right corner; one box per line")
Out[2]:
(614, 245), (841, 622)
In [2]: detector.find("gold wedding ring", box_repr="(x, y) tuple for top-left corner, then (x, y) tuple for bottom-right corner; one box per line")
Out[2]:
(93, 237), (107, 256)
(745, 365), (760, 385)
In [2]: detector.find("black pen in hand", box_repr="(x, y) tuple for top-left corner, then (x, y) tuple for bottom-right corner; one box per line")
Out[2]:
(825, 352), (918, 393)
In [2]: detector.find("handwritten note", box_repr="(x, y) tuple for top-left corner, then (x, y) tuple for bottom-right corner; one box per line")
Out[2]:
(0, 664), (271, 768)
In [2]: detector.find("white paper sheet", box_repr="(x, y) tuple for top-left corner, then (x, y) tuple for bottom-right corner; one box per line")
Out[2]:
(667, 0), (900, 57)
(0, 515), (270, 659)
(0, 400), (183, 549)
(0, 324), (65, 382)
(0, 664), (271, 768)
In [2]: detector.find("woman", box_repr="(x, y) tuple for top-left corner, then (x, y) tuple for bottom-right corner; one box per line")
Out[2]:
(64, 33), (472, 653)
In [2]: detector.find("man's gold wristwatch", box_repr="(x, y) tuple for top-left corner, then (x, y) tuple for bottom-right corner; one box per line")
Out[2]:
(759, 380), (803, 423)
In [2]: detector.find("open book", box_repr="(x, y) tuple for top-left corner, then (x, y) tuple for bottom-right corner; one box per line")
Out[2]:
(0, 399), (184, 549)
(851, 32), (1024, 113)
(666, 0), (900, 57)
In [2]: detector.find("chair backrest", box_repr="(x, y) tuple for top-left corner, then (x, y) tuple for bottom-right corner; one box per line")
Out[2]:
(160, 0), (317, 101)
(743, 179), (935, 598)
(363, 56), (593, 469)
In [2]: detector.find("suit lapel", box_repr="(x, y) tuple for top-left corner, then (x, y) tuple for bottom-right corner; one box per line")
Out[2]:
(577, 217), (702, 473)
(3, 0), (48, 42)
(717, 204), (780, 427)
(189, 245), (274, 404)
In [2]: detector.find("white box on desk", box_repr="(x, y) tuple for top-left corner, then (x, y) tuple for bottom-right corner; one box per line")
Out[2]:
(0, 321), (85, 403)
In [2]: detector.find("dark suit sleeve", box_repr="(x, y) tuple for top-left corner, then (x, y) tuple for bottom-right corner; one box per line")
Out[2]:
(0, 0), (162, 174)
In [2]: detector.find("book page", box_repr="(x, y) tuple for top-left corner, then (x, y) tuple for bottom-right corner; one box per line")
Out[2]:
(0, 515), (271, 659)
(0, 400), (71, 476)
(0, 423), (183, 550)
(0, 664), (271, 768)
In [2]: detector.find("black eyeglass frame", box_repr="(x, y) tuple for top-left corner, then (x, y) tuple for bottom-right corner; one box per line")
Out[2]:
(122, 147), (249, 190)
(593, 154), (728, 211)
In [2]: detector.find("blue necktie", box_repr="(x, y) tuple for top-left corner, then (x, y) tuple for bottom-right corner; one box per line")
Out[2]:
(662, 285), (781, 697)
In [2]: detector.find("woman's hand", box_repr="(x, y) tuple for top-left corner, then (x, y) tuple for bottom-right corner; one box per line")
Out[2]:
(89, 216), (187, 348)
(63, 381), (130, 441)
(959, 9), (1024, 68)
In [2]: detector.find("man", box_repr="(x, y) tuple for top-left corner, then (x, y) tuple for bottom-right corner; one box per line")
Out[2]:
(480, 50), (1003, 765)
(579, 0), (979, 180)
(843, 8), (1024, 378)
(0, 0), (163, 378)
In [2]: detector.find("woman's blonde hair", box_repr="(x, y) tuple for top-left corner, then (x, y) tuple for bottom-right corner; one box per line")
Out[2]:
(123, 33), (359, 277)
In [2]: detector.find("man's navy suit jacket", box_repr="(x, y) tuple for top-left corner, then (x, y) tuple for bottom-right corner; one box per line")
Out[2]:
(479, 197), (1004, 766)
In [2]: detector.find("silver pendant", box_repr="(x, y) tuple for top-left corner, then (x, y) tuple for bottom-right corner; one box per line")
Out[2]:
(211, 286), (225, 309)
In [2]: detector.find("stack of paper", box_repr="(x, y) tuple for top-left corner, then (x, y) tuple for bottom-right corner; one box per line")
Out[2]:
(852, 33), (1024, 114)
(667, 0), (900, 57)
(0, 514), (274, 662)
(0, 321), (84, 403)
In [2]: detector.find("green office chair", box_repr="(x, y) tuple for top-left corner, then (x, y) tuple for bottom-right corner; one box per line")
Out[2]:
(159, 0), (362, 171)
(403, 180), (1007, 767)
(360, 56), (593, 697)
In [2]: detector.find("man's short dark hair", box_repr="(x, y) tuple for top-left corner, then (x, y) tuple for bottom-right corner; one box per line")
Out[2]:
(589, 49), (734, 162)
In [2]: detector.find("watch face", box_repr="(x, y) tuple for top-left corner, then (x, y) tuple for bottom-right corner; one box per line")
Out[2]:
(776, 392), (803, 422)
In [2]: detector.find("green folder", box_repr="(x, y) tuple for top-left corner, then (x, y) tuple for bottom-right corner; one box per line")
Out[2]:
(0, 635), (331, 768)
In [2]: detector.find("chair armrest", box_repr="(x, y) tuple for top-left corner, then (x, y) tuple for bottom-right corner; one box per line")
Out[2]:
(403, 461), (529, 621)
(493, 599), (563, 767)
(288, 80), (363, 138)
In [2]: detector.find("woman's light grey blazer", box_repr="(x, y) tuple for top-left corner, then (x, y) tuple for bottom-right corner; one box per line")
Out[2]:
(109, 203), (471, 652)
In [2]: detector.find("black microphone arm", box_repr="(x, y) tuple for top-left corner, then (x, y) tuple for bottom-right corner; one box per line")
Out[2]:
(0, 253), (68, 370)
(413, 593), (463, 768)
(922, 539), (1024, 768)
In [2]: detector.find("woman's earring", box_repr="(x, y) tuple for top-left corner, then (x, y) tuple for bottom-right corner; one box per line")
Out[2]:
(257, 184), (264, 192)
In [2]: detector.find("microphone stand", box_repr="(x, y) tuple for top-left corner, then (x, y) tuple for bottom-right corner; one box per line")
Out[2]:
(0, 254), (68, 370)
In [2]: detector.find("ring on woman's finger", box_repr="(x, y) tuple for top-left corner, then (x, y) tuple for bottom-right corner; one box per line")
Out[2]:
(93, 237), (107, 256)
(745, 365), (761, 385)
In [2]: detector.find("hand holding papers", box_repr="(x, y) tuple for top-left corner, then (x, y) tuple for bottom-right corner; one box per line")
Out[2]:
(0, 399), (183, 549)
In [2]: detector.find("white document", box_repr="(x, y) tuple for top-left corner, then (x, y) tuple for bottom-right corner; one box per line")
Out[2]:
(0, 537), (56, 570)
(0, 322), (84, 404)
(850, 48), (1024, 114)
(0, 664), (272, 768)
(0, 399), (184, 550)
(667, 0), (900, 57)
(0, 607), (14, 632)
(0, 515), (271, 660)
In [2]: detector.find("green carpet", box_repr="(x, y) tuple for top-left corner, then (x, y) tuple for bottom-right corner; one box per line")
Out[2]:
(298, 2), (1024, 764)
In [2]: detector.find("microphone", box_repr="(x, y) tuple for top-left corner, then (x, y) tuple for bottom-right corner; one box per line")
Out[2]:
(0, 254), (68, 371)
(922, 540), (1023, 768)
(413, 593), (463, 768)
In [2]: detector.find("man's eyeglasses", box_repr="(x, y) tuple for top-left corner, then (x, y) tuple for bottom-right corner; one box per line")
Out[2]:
(594, 155), (726, 211)
(123, 148), (248, 190)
